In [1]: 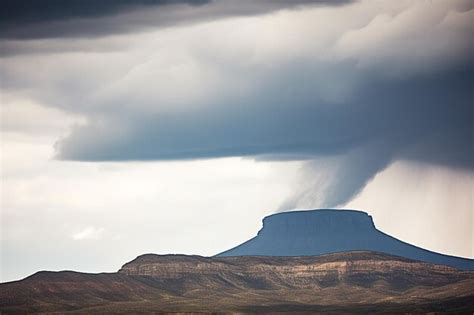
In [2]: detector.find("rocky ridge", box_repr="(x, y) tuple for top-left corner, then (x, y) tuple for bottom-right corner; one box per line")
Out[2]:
(1, 251), (473, 314)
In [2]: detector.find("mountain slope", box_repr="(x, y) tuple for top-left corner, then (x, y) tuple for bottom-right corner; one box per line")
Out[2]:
(1, 252), (473, 314)
(217, 209), (474, 270)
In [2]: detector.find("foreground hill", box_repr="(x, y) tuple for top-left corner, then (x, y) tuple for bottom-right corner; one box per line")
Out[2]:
(1, 251), (473, 314)
(218, 209), (474, 270)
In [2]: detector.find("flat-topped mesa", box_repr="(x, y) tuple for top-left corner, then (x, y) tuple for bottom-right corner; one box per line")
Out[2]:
(217, 209), (474, 271)
(259, 209), (376, 236)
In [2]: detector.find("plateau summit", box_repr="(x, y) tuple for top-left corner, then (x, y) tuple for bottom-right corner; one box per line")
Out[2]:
(217, 209), (474, 270)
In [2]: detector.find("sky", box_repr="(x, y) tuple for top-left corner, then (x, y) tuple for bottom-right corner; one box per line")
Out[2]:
(1, 0), (473, 282)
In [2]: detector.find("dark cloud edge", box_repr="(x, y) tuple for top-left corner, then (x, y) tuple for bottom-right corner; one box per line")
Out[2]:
(0, 0), (354, 40)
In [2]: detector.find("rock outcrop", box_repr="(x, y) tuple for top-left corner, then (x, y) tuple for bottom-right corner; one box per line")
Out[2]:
(1, 251), (473, 314)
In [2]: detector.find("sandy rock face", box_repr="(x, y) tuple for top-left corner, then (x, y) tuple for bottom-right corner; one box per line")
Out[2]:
(2, 251), (473, 314)
(118, 252), (466, 291)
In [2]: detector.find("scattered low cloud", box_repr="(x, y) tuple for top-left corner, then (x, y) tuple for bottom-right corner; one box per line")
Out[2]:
(72, 226), (105, 240)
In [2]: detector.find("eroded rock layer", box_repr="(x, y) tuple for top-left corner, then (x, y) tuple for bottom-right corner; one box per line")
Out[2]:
(1, 251), (473, 314)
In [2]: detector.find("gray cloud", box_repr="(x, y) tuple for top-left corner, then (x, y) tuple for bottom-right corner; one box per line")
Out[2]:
(3, 0), (472, 209)
(57, 67), (473, 165)
(0, 0), (351, 40)
(1, 0), (207, 40)
(55, 65), (473, 208)
(278, 144), (393, 210)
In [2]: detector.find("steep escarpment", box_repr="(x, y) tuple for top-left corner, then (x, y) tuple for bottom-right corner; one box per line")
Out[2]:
(118, 252), (471, 294)
(217, 209), (474, 270)
(119, 252), (460, 289)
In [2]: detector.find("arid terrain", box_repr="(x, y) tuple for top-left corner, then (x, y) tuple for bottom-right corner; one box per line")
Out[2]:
(1, 251), (473, 314)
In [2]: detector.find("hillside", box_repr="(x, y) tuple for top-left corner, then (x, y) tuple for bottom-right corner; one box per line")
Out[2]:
(1, 251), (473, 314)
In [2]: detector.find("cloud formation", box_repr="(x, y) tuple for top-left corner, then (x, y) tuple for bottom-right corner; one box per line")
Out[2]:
(72, 226), (105, 240)
(0, 0), (350, 40)
(2, 0), (473, 209)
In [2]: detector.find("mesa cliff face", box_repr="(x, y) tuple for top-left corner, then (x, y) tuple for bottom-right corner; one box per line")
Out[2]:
(118, 252), (465, 292)
(217, 209), (474, 270)
(120, 252), (454, 280)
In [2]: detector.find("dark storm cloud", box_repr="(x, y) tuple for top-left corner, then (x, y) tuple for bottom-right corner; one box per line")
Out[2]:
(0, 0), (208, 39)
(58, 66), (473, 165)
(1, 0), (208, 25)
(55, 64), (473, 207)
(3, 0), (472, 208)
(0, 0), (352, 40)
